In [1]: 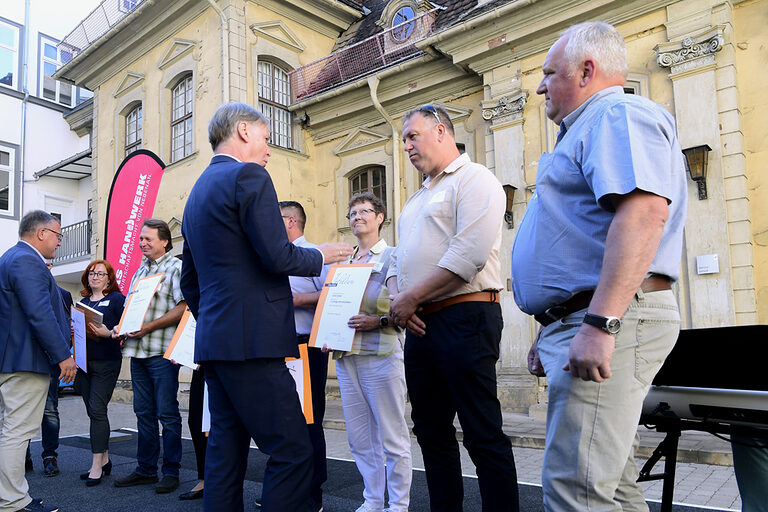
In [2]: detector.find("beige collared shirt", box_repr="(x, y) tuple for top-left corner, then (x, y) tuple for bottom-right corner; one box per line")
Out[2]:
(388, 153), (505, 302)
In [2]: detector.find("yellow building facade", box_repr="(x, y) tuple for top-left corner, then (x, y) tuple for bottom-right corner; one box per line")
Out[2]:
(57, 0), (768, 412)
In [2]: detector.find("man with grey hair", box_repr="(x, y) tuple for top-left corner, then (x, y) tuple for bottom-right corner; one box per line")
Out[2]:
(1, 210), (77, 512)
(512, 21), (688, 510)
(181, 102), (352, 511)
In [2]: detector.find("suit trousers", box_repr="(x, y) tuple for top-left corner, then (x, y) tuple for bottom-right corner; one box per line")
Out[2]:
(536, 289), (679, 512)
(302, 342), (328, 504)
(731, 435), (768, 512)
(404, 302), (519, 512)
(0, 371), (49, 512)
(203, 358), (313, 512)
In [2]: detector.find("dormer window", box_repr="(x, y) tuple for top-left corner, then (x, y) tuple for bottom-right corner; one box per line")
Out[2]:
(392, 6), (415, 41)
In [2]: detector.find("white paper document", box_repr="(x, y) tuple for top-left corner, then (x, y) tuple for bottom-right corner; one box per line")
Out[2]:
(202, 382), (210, 433)
(71, 306), (87, 373)
(309, 264), (373, 352)
(164, 308), (198, 369)
(117, 273), (165, 335)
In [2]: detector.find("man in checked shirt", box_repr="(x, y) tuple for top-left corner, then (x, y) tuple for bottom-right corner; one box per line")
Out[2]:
(114, 218), (186, 495)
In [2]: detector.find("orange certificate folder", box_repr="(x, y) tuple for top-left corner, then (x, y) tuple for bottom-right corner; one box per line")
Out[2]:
(308, 264), (374, 352)
(164, 307), (198, 370)
(116, 273), (165, 335)
(286, 343), (313, 424)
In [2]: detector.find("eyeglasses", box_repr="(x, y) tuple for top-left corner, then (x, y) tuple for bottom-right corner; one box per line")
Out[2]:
(346, 208), (376, 220)
(419, 104), (443, 126)
(43, 228), (63, 242)
(88, 271), (108, 278)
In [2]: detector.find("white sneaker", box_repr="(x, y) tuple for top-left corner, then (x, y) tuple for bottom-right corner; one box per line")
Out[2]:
(355, 503), (384, 512)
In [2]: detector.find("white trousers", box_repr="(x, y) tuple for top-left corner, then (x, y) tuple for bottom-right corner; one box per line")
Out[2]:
(0, 371), (49, 512)
(336, 344), (412, 512)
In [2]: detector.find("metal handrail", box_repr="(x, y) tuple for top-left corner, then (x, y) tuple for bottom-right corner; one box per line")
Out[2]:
(58, 0), (145, 59)
(53, 219), (92, 264)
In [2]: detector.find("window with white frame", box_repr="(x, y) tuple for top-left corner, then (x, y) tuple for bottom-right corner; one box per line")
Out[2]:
(125, 104), (143, 156)
(0, 145), (15, 215)
(171, 74), (193, 162)
(0, 20), (19, 89)
(40, 35), (73, 106)
(257, 60), (292, 149)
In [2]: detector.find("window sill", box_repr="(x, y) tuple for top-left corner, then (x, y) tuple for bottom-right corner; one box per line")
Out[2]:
(268, 144), (308, 159)
(164, 150), (200, 171)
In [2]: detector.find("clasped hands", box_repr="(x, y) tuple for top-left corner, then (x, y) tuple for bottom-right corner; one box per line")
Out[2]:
(388, 290), (426, 337)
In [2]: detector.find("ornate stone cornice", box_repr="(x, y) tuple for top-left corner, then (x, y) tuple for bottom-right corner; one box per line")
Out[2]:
(655, 26), (724, 69)
(482, 92), (527, 124)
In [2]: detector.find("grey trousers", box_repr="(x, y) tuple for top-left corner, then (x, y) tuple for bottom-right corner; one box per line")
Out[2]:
(0, 371), (49, 512)
(537, 289), (680, 512)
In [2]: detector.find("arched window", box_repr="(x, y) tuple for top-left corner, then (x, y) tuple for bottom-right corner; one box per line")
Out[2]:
(349, 166), (386, 208)
(125, 104), (142, 156)
(171, 74), (193, 162)
(257, 60), (292, 149)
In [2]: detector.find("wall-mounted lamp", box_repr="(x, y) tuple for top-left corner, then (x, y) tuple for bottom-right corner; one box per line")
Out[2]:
(503, 184), (517, 229)
(682, 144), (711, 200)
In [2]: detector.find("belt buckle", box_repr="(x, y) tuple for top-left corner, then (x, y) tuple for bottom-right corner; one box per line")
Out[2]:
(543, 305), (567, 323)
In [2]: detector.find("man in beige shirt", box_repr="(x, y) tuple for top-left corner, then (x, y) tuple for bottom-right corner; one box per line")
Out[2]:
(387, 105), (518, 512)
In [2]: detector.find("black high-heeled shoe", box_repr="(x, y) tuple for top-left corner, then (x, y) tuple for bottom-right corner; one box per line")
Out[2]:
(80, 460), (112, 481)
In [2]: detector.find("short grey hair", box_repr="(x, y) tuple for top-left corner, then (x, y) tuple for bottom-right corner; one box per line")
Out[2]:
(208, 102), (269, 150)
(561, 21), (628, 79)
(19, 210), (57, 237)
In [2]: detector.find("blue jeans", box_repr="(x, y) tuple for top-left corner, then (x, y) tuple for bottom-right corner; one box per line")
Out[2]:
(130, 356), (182, 477)
(41, 374), (60, 460)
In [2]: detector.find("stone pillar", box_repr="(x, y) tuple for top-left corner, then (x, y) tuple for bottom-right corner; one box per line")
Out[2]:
(221, 0), (247, 103)
(482, 91), (539, 412)
(657, 13), (756, 326)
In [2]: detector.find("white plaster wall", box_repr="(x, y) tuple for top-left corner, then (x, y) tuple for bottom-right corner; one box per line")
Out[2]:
(0, 96), (22, 145)
(23, 103), (89, 179)
(0, 219), (18, 254)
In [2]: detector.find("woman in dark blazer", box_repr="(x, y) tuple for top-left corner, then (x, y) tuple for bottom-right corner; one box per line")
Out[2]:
(75, 259), (125, 486)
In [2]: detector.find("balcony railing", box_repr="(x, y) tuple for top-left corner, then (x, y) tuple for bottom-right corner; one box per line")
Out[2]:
(53, 219), (92, 264)
(289, 8), (439, 103)
(58, 0), (145, 59)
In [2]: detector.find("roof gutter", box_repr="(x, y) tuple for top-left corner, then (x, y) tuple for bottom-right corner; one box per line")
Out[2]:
(316, 0), (364, 19)
(415, 0), (536, 50)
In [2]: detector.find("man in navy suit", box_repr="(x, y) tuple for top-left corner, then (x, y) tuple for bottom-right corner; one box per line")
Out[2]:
(0, 210), (77, 512)
(180, 102), (352, 512)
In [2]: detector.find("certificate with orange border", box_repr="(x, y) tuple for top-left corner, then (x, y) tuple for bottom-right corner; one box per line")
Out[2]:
(164, 307), (198, 370)
(286, 343), (313, 424)
(116, 273), (165, 335)
(308, 264), (374, 352)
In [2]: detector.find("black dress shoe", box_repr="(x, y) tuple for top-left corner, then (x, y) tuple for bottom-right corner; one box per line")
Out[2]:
(155, 475), (180, 494)
(42, 457), (59, 477)
(114, 472), (158, 487)
(178, 489), (203, 500)
(81, 460), (112, 480)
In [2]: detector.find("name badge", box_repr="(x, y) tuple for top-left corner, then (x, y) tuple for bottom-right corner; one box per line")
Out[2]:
(372, 262), (384, 273)
(98, 300), (110, 307)
(429, 190), (446, 203)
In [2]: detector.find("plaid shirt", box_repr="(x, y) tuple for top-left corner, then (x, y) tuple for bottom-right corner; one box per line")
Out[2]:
(334, 239), (402, 359)
(122, 251), (184, 358)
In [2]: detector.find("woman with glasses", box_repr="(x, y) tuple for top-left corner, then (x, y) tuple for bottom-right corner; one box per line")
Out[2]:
(329, 193), (412, 512)
(75, 260), (125, 486)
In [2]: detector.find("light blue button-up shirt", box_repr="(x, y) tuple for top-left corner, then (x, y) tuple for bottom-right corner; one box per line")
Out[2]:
(511, 86), (688, 315)
(289, 236), (329, 335)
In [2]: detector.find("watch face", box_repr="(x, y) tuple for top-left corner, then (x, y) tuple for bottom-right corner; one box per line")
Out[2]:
(606, 318), (621, 334)
(380, 316), (389, 328)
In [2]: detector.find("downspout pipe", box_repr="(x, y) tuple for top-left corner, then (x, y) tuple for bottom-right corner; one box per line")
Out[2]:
(367, 76), (400, 244)
(205, 0), (229, 103)
(19, 0), (31, 216)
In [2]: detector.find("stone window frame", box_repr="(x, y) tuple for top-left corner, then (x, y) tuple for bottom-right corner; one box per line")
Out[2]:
(257, 58), (293, 150)
(170, 74), (194, 163)
(124, 103), (143, 156)
(348, 165), (387, 210)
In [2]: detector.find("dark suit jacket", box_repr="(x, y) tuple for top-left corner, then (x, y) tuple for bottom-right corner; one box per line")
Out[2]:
(181, 155), (323, 362)
(0, 241), (72, 374)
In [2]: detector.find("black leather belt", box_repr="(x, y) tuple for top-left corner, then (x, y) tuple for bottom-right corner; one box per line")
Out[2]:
(534, 275), (671, 327)
(297, 334), (310, 343)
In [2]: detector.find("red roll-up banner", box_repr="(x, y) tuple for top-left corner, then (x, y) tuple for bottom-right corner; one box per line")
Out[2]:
(103, 150), (165, 295)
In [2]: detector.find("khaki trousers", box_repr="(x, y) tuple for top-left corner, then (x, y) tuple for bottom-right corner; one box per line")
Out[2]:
(537, 289), (680, 512)
(0, 371), (50, 512)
